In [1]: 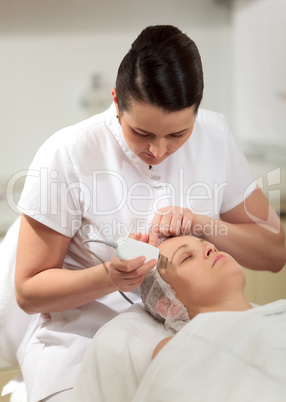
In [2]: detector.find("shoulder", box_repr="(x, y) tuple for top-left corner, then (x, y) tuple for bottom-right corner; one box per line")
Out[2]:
(194, 108), (230, 135)
(152, 336), (174, 359)
(180, 108), (231, 153)
(51, 104), (116, 146)
(35, 104), (118, 157)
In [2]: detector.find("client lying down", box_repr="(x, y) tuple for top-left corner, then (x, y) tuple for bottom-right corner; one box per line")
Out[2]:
(137, 235), (286, 401)
(140, 235), (253, 356)
(70, 235), (286, 402)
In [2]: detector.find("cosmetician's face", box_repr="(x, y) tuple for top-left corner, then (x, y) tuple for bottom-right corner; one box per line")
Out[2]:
(158, 236), (246, 318)
(112, 90), (196, 166)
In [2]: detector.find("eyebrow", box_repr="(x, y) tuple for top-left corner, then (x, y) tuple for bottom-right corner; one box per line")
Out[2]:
(170, 244), (189, 262)
(133, 127), (189, 136)
(170, 239), (206, 262)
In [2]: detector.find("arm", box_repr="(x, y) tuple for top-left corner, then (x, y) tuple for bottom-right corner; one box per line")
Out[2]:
(15, 215), (156, 314)
(199, 187), (286, 272)
(152, 336), (173, 359)
(149, 187), (286, 272)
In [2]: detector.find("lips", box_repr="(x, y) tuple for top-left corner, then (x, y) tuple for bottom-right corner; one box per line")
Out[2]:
(212, 254), (225, 268)
(145, 152), (155, 158)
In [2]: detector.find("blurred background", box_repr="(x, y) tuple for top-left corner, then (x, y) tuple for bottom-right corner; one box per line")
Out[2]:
(0, 0), (285, 233)
(0, 0), (286, 386)
(0, 0), (286, 297)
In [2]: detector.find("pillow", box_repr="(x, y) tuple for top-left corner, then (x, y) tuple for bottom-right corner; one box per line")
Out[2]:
(70, 303), (171, 402)
(0, 217), (33, 365)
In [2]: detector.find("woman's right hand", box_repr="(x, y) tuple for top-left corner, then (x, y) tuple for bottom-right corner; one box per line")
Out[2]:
(108, 232), (157, 291)
(16, 214), (119, 314)
(108, 254), (157, 292)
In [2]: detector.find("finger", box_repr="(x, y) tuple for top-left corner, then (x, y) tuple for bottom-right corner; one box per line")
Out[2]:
(116, 258), (158, 280)
(109, 255), (147, 273)
(128, 232), (142, 241)
(182, 211), (193, 234)
(140, 233), (149, 243)
(117, 277), (145, 292)
(170, 215), (183, 236)
(133, 258), (158, 276)
(116, 273), (145, 286)
(128, 233), (150, 243)
(158, 213), (172, 236)
(160, 213), (183, 236)
(115, 259), (157, 290)
(149, 215), (161, 246)
(158, 207), (183, 236)
(160, 205), (178, 215)
(109, 268), (143, 290)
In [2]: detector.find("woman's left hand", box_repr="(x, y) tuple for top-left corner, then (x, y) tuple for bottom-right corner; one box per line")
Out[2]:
(148, 206), (199, 246)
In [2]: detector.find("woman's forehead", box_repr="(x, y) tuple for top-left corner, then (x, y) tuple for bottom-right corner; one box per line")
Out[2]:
(158, 235), (198, 255)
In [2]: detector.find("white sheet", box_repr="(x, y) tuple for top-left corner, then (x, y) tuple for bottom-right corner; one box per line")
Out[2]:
(133, 300), (286, 402)
(70, 303), (171, 402)
(71, 300), (286, 402)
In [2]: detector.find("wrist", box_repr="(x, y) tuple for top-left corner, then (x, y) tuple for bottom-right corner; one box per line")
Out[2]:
(104, 261), (119, 291)
(190, 214), (213, 238)
(191, 215), (229, 240)
(91, 261), (118, 294)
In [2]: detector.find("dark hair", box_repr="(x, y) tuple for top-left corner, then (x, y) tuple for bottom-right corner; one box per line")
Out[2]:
(115, 25), (204, 113)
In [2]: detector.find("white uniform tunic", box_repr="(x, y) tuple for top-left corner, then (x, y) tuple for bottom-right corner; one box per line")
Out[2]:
(17, 104), (256, 401)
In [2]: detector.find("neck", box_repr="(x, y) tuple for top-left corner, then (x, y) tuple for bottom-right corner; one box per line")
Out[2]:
(189, 296), (253, 319)
(215, 299), (253, 312)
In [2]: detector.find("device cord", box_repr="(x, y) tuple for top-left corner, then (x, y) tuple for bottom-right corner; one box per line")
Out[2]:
(82, 238), (134, 305)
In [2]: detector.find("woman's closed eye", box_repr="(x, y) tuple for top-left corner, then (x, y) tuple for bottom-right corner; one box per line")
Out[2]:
(135, 131), (151, 138)
(181, 253), (193, 264)
(133, 129), (186, 139)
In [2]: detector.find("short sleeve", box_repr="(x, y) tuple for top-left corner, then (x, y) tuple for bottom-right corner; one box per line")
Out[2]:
(220, 130), (257, 214)
(18, 137), (83, 237)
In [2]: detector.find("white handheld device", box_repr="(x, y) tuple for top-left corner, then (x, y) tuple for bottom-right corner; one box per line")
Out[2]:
(115, 237), (168, 269)
(82, 237), (168, 270)
(115, 237), (160, 261)
(82, 236), (167, 306)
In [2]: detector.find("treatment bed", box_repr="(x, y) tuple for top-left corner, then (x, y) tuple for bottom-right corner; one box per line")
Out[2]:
(1, 219), (286, 401)
(70, 300), (286, 402)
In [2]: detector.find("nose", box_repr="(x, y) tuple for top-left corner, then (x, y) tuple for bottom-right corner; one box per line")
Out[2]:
(149, 139), (167, 159)
(203, 243), (217, 259)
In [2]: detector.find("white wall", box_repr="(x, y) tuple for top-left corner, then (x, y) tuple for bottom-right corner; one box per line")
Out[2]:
(232, 0), (286, 211)
(0, 0), (232, 181)
(233, 0), (286, 148)
(1, 0), (286, 226)
(0, 0), (234, 233)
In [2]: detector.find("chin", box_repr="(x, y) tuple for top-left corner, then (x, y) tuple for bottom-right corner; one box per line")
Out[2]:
(147, 159), (163, 166)
(140, 154), (169, 165)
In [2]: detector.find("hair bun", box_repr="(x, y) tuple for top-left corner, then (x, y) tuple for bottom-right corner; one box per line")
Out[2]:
(131, 41), (153, 54)
(131, 25), (182, 54)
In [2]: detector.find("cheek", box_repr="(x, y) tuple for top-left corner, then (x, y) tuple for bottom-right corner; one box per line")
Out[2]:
(170, 271), (216, 307)
(168, 137), (190, 153)
(167, 144), (178, 153)
(124, 134), (146, 151)
(164, 272), (194, 306)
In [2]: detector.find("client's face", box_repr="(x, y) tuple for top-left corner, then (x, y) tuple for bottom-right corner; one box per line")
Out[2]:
(158, 236), (246, 317)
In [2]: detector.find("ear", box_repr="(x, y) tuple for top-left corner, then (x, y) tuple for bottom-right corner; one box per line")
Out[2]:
(155, 298), (171, 318)
(169, 305), (181, 317)
(111, 88), (119, 114)
(156, 298), (182, 318)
